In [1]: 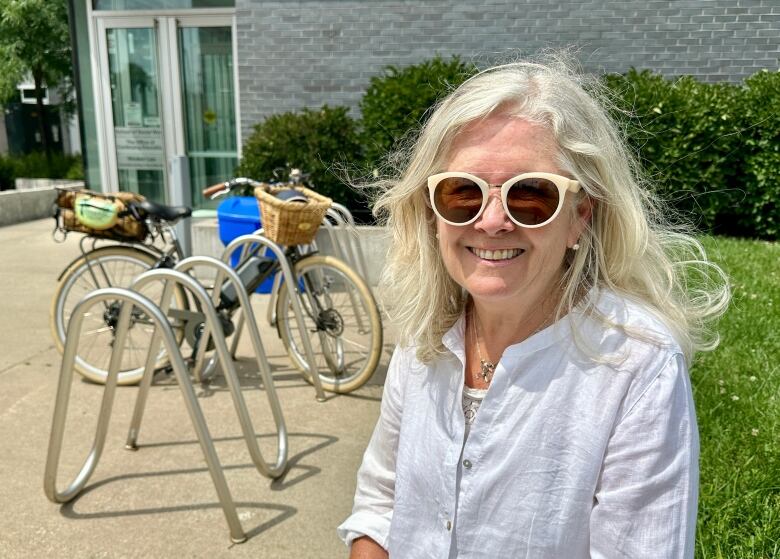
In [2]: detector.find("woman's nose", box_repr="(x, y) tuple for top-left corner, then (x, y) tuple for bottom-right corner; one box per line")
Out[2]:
(475, 190), (515, 234)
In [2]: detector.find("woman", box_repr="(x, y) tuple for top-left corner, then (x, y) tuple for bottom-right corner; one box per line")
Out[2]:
(337, 57), (729, 558)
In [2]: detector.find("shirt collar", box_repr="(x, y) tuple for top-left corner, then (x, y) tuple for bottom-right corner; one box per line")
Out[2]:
(441, 308), (573, 366)
(441, 313), (467, 366)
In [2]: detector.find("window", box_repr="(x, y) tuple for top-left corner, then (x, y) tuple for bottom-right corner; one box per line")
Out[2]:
(93, 0), (234, 10)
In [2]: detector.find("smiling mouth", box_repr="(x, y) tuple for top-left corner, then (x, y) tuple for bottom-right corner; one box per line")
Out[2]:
(468, 247), (524, 261)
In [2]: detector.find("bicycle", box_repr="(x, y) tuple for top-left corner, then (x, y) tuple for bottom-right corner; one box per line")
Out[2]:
(203, 174), (383, 394)
(50, 195), (192, 385)
(50, 174), (383, 394)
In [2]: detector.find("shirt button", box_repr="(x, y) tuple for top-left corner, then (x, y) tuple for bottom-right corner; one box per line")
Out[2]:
(463, 459), (472, 469)
(446, 520), (452, 531)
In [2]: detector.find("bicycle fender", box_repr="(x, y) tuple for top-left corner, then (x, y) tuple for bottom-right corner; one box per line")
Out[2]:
(56, 244), (161, 282)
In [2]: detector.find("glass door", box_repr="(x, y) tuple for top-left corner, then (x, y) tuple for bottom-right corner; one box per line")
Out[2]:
(104, 24), (166, 201)
(96, 15), (239, 207)
(178, 24), (238, 208)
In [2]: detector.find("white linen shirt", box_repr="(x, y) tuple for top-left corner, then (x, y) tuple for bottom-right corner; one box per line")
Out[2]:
(338, 290), (699, 558)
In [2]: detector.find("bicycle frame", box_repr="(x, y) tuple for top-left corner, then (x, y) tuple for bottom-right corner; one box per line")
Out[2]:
(60, 219), (185, 288)
(220, 233), (328, 400)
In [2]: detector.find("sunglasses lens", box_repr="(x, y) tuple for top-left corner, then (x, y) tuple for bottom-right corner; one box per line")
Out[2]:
(433, 177), (484, 224)
(506, 178), (560, 225)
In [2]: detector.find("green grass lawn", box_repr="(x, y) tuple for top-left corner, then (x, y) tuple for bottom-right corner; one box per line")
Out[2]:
(694, 236), (780, 558)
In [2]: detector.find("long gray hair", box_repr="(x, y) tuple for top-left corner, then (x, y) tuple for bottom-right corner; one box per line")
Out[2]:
(372, 54), (729, 364)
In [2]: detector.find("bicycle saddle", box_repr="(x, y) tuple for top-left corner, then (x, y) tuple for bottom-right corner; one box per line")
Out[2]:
(134, 199), (193, 222)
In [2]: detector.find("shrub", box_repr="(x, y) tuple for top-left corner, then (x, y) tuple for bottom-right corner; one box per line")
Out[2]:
(603, 69), (743, 234)
(602, 68), (780, 239)
(0, 152), (82, 189)
(237, 105), (363, 210)
(65, 156), (84, 180)
(359, 55), (477, 168)
(11, 151), (81, 180)
(737, 69), (780, 239)
(0, 155), (14, 190)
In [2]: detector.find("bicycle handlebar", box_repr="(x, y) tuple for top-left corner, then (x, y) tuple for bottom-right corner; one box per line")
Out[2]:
(202, 181), (230, 198)
(202, 171), (313, 200)
(202, 177), (265, 200)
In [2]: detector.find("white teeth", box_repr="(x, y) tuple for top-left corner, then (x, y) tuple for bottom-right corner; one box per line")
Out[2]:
(472, 248), (522, 261)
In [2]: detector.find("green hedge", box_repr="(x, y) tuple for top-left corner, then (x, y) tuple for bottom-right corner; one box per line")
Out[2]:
(0, 156), (14, 190)
(603, 68), (780, 239)
(236, 56), (476, 222)
(237, 58), (778, 238)
(737, 70), (780, 239)
(0, 152), (83, 190)
(236, 105), (364, 211)
(359, 55), (477, 168)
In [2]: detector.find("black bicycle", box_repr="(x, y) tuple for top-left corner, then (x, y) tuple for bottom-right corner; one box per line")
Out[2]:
(51, 176), (382, 393)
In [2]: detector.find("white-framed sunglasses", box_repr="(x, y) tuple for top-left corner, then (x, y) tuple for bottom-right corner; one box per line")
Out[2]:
(427, 171), (581, 228)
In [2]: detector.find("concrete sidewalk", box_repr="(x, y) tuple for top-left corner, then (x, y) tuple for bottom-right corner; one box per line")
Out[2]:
(0, 219), (392, 558)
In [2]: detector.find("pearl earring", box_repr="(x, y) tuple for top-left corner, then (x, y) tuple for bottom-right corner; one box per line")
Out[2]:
(571, 243), (580, 251)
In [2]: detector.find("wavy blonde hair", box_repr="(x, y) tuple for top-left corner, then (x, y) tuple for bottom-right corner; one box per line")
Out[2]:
(371, 53), (730, 364)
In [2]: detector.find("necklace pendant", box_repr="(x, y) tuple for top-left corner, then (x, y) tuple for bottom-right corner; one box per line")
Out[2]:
(479, 359), (496, 383)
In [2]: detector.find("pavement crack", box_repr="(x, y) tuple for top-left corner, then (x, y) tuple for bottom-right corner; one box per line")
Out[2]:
(0, 345), (58, 376)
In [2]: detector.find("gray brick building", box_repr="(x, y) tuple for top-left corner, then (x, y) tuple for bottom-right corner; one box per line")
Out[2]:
(235, 0), (780, 135)
(69, 0), (777, 205)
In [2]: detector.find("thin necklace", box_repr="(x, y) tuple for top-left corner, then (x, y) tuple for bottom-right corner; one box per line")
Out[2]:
(472, 313), (496, 384)
(470, 304), (557, 384)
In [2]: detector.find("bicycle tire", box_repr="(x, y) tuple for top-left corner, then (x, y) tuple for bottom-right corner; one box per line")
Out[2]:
(275, 255), (383, 394)
(50, 245), (187, 385)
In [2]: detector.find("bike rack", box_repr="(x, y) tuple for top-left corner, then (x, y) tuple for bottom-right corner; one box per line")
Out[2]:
(314, 211), (369, 334)
(221, 233), (326, 402)
(319, 211), (351, 268)
(126, 263), (288, 480)
(44, 286), (251, 543)
(330, 202), (370, 282)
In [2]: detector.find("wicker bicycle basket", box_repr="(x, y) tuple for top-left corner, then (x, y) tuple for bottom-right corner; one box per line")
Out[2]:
(254, 183), (332, 245)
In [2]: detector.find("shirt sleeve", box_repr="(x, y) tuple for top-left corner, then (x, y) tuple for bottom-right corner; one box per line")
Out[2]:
(590, 352), (699, 559)
(336, 346), (407, 550)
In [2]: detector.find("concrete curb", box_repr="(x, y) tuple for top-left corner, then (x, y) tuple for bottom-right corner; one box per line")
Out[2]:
(192, 219), (391, 287)
(0, 187), (59, 227)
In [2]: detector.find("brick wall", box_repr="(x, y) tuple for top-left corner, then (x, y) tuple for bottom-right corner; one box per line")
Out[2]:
(235, 0), (779, 137)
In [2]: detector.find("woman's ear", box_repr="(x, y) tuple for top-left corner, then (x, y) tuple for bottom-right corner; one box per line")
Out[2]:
(577, 195), (593, 223)
(567, 195), (593, 247)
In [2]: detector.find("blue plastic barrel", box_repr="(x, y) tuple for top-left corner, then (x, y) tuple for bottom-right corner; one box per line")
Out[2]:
(216, 196), (276, 293)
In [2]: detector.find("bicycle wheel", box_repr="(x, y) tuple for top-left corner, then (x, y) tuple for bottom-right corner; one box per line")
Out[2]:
(50, 245), (187, 385)
(275, 255), (383, 393)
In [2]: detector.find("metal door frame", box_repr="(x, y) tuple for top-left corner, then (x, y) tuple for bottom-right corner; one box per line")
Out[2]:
(89, 7), (239, 199)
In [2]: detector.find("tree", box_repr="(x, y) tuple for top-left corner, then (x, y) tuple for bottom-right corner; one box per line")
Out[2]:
(0, 0), (72, 159)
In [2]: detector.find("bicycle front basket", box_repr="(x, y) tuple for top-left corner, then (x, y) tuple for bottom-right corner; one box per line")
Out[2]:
(254, 184), (332, 246)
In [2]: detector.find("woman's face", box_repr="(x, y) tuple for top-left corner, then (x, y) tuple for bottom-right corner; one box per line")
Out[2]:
(435, 115), (590, 310)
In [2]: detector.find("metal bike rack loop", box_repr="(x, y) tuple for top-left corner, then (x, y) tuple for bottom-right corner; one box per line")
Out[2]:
(126, 264), (288, 480)
(315, 211), (368, 334)
(331, 202), (370, 281)
(222, 233), (326, 402)
(44, 287), (250, 543)
(319, 210), (351, 266)
(325, 205), (369, 281)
